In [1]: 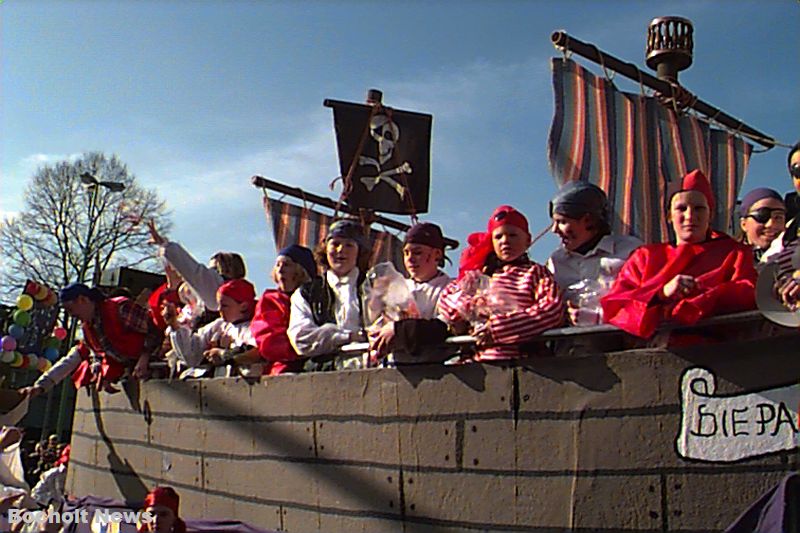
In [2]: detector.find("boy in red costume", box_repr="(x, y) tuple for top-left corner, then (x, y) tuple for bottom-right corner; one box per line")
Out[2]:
(21, 283), (162, 397)
(600, 169), (757, 338)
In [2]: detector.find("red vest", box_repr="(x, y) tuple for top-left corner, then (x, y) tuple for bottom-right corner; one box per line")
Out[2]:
(82, 297), (146, 361)
(71, 297), (147, 389)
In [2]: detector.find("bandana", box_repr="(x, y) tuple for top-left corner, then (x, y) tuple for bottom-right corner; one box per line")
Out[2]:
(59, 283), (104, 303)
(549, 181), (608, 221)
(278, 244), (317, 279)
(458, 205), (530, 279)
(326, 219), (368, 250)
(143, 486), (180, 516)
(739, 187), (783, 217)
(487, 205), (529, 234)
(669, 169), (715, 213)
(217, 279), (256, 311)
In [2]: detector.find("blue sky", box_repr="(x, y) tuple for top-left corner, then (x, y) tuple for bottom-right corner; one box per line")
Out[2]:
(2, 0), (798, 293)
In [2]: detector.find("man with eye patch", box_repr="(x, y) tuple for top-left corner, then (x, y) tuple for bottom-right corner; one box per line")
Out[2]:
(761, 142), (800, 264)
(601, 169), (757, 339)
(737, 188), (786, 263)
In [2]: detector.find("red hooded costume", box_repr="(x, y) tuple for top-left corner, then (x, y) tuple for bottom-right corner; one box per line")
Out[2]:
(600, 170), (757, 338)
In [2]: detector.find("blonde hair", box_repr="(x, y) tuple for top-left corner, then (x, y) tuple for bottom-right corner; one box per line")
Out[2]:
(271, 260), (311, 289)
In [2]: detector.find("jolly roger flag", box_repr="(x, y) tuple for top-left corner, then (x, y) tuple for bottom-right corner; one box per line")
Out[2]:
(326, 99), (432, 215)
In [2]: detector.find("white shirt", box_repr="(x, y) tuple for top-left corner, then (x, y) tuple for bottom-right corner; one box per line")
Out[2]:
(168, 317), (255, 368)
(288, 268), (362, 357)
(160, 241), (224, 312)
(405, 270), (452, 319)
(547, 234), (642, 324)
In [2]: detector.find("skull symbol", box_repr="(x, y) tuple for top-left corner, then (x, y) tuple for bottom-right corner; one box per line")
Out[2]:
(369, 115), (400, 165)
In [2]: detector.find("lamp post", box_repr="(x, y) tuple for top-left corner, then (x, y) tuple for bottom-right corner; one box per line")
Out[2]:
(76, 172), (126, 284)
(49, 172), (126, 439)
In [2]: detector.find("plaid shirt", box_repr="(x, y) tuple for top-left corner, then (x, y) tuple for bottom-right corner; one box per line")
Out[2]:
(86, 299), (162, 363)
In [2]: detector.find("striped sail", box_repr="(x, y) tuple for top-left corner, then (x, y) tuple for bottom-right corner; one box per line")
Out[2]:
(548, 58), (752, 243)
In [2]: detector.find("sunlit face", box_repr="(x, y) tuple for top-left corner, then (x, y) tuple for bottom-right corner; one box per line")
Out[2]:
(670, 191), (710, 245)
(551, 213), (597, 252)
(403, 243), (442, 282)
(791, 150), (800, 194)
(491, 224), (531, 262)
(325, 237), (359, 276)
(272, 256), (307, 293)
(143, 505), (176, 533)
(217, 294), (249, 323)
(739, 197), (785, 249)
(61, 295), (95, 322)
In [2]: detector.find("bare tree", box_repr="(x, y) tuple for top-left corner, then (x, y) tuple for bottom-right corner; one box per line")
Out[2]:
(0, 152), (171, 299)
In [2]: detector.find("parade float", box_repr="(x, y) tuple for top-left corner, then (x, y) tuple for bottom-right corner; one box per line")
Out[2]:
(60, 18), (797, 532)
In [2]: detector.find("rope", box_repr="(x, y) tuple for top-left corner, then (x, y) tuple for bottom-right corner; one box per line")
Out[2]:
(530, 222), (553, 248)
(594, 44), (615, 82)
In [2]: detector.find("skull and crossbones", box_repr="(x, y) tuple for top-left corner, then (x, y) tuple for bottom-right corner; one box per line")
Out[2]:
(358, 114), (413, 198)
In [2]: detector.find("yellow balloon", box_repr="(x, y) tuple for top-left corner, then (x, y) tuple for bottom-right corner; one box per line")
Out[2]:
(16, 294), (33, 311)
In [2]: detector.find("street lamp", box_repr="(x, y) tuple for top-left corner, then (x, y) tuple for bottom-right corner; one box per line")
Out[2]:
(76, 173), (126, 284)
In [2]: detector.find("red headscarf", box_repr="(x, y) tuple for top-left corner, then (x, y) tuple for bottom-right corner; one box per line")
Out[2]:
(54, 444), (70, 467)
(458, 205), (530, 279)
(139, 486), (186, 533)
(670, 169), (715, 213)
(217, 279), (256, 313)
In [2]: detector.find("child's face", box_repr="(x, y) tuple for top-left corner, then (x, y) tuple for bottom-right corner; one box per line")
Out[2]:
(273, 256), (306, 293)
(326, 237), (359, 276)
(403, 243), (441, 282)
(491, 224), (531, 263)
(217, 294), (249, 323)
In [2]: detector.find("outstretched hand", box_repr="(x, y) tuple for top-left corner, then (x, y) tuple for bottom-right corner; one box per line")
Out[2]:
(147, 219), (166, 246)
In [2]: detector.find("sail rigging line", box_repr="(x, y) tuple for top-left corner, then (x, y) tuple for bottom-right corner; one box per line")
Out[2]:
(550, 30), (777, 150)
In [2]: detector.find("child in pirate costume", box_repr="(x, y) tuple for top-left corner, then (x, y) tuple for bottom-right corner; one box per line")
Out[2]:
(600, 169), (757, 338)
(249, 245), (317, 375)
(547, 181), (642, 325)
(163, 278), (259, 377)
(20, 283), (163, 398)
(370, 222), (454, 362)
(437, 206), (565, 361)
(288, 219), (370, 370)
(147, 220), (246, 314)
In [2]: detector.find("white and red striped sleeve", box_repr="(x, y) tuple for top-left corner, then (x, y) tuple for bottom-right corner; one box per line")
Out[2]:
(486, 264), (565, 345)
(436, 279), (469, 324)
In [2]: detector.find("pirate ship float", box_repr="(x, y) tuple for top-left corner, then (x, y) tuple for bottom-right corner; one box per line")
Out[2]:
(66, 18), (798, 532)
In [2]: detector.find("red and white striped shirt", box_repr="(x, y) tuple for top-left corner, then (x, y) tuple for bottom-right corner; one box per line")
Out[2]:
(437, 262), (565, 360)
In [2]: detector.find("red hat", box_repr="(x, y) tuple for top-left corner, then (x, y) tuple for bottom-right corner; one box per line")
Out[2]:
(140, 486), (186, 533)
(487, 205), (529, 235)
(143, 486), (180, 515)
(54, 444), (70, 467)
(670, 169), (715, 213)
(458, 205), (530, 279)
(217, 279), (256, 305)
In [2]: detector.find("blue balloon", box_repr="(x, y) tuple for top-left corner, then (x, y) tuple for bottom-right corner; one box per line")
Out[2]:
(43, 347), (59, 362)
(8, 325), (24, 340)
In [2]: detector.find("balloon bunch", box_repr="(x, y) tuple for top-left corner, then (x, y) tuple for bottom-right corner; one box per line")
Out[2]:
(1, 282), (62, 373)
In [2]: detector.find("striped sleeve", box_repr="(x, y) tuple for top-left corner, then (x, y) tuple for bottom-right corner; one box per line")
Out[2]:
(487, 264), (565, 345)
(435, 279), (468, 324)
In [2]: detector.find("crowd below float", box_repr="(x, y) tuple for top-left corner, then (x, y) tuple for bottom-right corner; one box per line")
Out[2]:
(10, 141), (800, 400)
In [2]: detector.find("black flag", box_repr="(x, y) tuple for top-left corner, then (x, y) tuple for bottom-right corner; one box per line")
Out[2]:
(326, 98), (432, 215)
